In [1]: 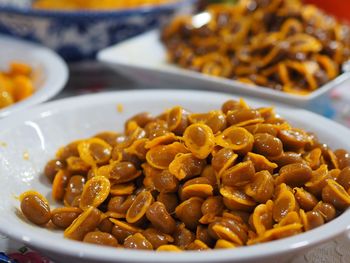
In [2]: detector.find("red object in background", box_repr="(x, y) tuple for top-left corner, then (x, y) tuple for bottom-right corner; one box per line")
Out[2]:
(303, 0), (350, 23)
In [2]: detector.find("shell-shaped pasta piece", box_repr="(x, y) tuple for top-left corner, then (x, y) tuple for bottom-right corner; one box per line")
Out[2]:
(322, 179), (350, 210)
(293, 187), (318, 211)
(167, 106), (189, 135)
(250, 200), (273, 235)
(215, 127), (254, 155)
(273, 184), (299, 222)
(305, 164), (330, 197)
(221, 161), (255, 187)
(247, 223), (303, 245)
(64, 207), (102, 241)
(183, 123), (215, 159)
(79, 176), (110, 210)
(211, 148), (238, 176)
(278, 128), (311, 150)
(303, 148), (322, 169)
(110, 183), (135, 196)
(244, 152), (278, 173)
(277, 211), (301, 227)
(215, 239), (237, 249)
(146, 142), (189, 169)
(337, 167), (350, 191)
(145, 133), (178, 149)
(244, 170), (274, 203)
(126, 191), (154, 223)
(157, 245), (182, 251)
(220, 186), (256, 211)
(211, 224), (243, 245)
(188, 110), (227, 134)
(78, 138), (112, 166)
(169, 153), (206, 181)
(124, 138), (148, 160)
(52, 169), (70, 202)
(186, 239), (210, 250)
(226, 109), (264, 127)
(244, 123), (279, 137)
(181, 183), (214, 201)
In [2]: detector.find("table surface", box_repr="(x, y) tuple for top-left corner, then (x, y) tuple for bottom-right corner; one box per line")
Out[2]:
(1, 62), (350, 263)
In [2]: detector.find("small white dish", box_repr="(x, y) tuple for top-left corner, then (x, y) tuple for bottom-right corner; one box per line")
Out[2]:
(0, 89), (350, 263)
(0, 34), (68, 118)
(97, 30), (350, 107)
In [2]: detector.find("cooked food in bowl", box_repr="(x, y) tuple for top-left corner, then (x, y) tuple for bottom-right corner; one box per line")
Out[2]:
(33, 0), (177, 10)
(161, 0), (350, 95)
(18, 98), (350, 251)
(0, 62), (35, 109)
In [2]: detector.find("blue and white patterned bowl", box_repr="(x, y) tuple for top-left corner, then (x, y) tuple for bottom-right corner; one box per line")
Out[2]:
(0, 0), (195, 61)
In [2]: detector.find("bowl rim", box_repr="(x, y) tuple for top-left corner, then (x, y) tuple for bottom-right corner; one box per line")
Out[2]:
(0, 0), (196, 18)
(0, 89), (350, 262)
(0, 34), (68, 118)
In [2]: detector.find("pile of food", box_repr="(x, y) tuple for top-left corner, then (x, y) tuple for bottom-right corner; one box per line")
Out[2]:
(0, 62), (35, 109)
(161, 0), (350, 94)
(33, 0), (176, 10)
(19, 99), (350, 250)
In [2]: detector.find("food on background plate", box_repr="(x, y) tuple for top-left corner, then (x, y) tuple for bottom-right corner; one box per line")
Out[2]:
(0, 62), (35, 109)
(161, 0), (350, 95)
(19, 98), (350, 250)
(33, 0), (177, 10)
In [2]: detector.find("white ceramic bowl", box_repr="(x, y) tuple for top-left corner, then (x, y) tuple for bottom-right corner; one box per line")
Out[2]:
(0, 34), (68, 118)
(0, 90), (349, 263)
(97, 30), (350, 108)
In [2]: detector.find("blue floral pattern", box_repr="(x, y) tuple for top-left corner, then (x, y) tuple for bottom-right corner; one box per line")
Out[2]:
(0, 1), (194, 61)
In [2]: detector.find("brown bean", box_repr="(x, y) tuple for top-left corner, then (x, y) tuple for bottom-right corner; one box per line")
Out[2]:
(20, 193), (51, 225)
(94, 131), (120, 147)
(174, 224), (195, 248)
(108, 195), (135, 214)
(294, 188), (318, 211)
(124, 233), (153, 250)
(303, 211), (324, 231)
(109, 161), (141, 184)
(142, 228), (173, 249)
(153, 169), (179, 193)
(253, 133), (283, 157)
(312, 201), (336, 222)
(337, 167), (350, 190)
(334, 149), (350, 169)
(222, 161), (255, 187)
(83, 231), (119, 247)
(44, 159), (65, 182)
(157, 192), (178, 214)
(64, 175), (85, 206)
(271, 152), (304, 167)
(276, 163), (312, 187)
(98, 217), (114, 233)
(175, 197), (203, 230)
(201, 196), (224, 216)
(51, 207), (82, 229)
(146, 202), (176, 234)
(196, 225), (215, 247)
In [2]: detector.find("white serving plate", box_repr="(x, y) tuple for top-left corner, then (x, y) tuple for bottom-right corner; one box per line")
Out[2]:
(97, 30), (350, 108)
(0, 90), (350, 263)
(0, 34), (68, 118)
